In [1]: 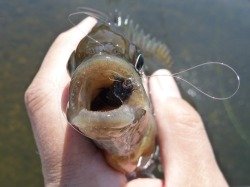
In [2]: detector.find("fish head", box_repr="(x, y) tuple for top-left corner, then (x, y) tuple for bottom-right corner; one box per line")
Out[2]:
(66, 24), (156, 174)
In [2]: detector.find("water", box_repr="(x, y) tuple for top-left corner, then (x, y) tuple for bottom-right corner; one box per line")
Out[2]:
(0, 0), (249, 186)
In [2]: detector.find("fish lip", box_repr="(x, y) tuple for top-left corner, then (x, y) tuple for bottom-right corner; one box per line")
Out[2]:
(70, 105), (147, 139)
(70, 105), (149, 158)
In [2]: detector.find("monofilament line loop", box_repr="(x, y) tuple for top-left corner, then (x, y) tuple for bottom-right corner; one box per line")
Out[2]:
(150, 62), (240, 100)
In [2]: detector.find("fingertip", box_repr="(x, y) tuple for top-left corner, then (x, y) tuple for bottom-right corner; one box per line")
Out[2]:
(56, 16), (97, 47)
(126, 178), (163, 187)
(152, 69), (172, 75)
(79, 16), (97, 26)
(67, 16), (97, 36)
(149, 69), (181, 99)
(38, 17), (97, 83)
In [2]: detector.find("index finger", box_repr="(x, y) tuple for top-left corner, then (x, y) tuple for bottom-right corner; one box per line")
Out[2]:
(25, 17), (97, 158)
(38, 17), (97, 82)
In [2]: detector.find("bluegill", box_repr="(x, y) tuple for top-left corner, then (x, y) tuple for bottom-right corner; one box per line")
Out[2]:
(66, 9), (172, 174)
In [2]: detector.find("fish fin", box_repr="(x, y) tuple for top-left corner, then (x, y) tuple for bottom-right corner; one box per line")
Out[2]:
(112, 12), (173, 69)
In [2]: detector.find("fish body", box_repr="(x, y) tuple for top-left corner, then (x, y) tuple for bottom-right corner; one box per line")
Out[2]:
(67, 11), (172, 174)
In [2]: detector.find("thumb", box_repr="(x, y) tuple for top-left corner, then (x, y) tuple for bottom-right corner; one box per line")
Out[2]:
(149, 69), (227, 186)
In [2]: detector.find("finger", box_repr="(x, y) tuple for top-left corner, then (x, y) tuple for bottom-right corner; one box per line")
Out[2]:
(25, 17), (97, 160)
(26, 17), (97, 118)
(126, 178), (162, 187)
(41, 16), (97, 73)
(149, 69), (226, 185)
(150, 69), (181, 99)
(38, 17), (97, 84)
(26, 17), (97, 116)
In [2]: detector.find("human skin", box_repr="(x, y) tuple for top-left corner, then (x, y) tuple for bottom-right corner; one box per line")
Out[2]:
(24, 17), (228, 187)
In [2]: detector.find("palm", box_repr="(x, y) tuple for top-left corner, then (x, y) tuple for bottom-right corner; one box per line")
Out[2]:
(57, 121), (125, 186)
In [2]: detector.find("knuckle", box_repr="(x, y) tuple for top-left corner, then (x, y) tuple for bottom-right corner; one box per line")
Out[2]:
(177, 110), (202, 129)
(168, 99), (203, 129)
(54, 31), (68, 43)
(55, 31), (70, 44)
(24, 85), (51, 114)
(57, 31), (68, 40)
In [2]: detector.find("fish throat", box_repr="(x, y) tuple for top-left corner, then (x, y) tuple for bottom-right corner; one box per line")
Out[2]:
(68, 54), (140, 114)
(91, 76), (134, 111)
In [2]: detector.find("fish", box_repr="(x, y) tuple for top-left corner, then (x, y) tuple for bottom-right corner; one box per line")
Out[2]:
(66, 8), (172, 175)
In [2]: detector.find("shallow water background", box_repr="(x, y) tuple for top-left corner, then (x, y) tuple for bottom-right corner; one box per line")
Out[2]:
(0, 0), (249, 186)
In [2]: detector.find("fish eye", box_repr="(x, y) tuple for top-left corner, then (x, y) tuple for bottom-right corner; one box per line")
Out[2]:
(135, 54), (144, 72)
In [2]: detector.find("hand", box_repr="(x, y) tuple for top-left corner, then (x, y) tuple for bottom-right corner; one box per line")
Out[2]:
(25, 17), (126, 187)
(126, 71), (228, 187)
(25, 17), (228, 187)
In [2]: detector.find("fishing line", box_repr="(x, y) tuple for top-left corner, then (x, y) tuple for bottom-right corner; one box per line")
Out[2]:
(148, 62), (240, 100)
(68, 10), (240, 100)
(76, 7), (109, 21)
(68, 8), (127, 49)
(68, 9), (112, 48)
(68, 7), (111, 26)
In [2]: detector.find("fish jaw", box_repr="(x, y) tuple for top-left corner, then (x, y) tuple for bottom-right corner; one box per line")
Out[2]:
(67, 53), (156, 173)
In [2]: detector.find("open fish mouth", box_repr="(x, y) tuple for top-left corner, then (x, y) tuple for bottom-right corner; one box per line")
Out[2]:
(67, 53), (155, 173)
(65, 7), (173, 174)
(67, 53), (148, 138)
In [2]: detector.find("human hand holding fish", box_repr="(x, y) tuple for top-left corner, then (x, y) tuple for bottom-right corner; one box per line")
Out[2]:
(25, 17), (228, 187)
